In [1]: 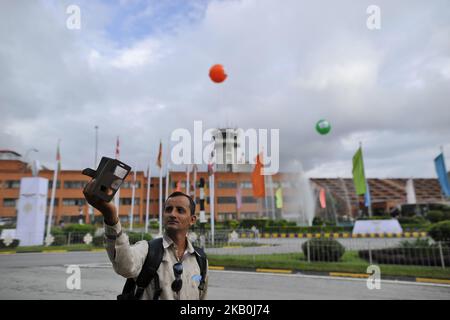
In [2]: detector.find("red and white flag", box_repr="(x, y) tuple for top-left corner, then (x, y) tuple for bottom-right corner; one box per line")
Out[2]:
(115, 136), (120, 159)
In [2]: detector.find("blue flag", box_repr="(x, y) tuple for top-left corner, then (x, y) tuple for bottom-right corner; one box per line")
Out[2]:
(434, 153), (450, 197)
(364, 181), (371, 207)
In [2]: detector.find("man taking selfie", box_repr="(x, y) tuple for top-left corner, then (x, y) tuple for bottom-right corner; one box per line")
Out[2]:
(83, 181), (208, 300)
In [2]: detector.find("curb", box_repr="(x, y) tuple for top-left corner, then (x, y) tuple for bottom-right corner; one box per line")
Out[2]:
(0, 248), (105, 254)
(240, 232), (428, 239)
(208, 265), (450, 285)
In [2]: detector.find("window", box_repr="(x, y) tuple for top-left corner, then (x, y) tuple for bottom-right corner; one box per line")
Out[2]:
(240, 181), (252, 189)
(47, 198), (59, 206)
(120, 198), (140, 205)
(5, 180), (20, 189)
(219, 212), (237, 221)
(218, 181), (237, 189)
(48, 180), (61, 189)
(62, 198), (86, 206)
(63, 181), (87, 189)
(217, 197), (236, 204)
(121, 181), (142, 189)
(242, 197), (257, 203)
(3, 198), (17, 207)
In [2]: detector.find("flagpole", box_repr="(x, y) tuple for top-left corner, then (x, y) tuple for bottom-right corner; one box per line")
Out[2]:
(165, 135), (171, 200)
(269, 175), (276, 220)
(360, 141), (372, 217)
(186, 164), (190, 195)
(159, 167), (163, 236)
(114, 137), (120, 220)
(192, 165), (197, 199)
(145, 166), (151, 233)
(210, 172), (215, 246)
(129, 168), (136, 231)
(263, 175), (269, 218)
(165, 164), (170, 201)
(46, 140), (60, 240)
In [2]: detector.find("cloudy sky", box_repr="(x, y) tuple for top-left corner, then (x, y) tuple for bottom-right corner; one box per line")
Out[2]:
(1, 0), (449, 178)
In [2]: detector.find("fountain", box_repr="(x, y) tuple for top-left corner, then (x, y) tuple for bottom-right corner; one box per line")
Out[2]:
(282, 161), (316, 226)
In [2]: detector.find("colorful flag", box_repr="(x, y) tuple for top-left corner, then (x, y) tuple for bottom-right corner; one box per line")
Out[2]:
(236, 184), (242, 210)
(115, 136), (120, 159)
(319, 188), (326, 209)
(364, 181), (371, 207)
(56, 141), (61, 172)
(251, 154), (265, 198)
(275, 187), (283, 209)
(352, 147), (367, 195)
(434, 153), (450, 197)
(156, 141), (162, 168)
(207, 150), (215, 177)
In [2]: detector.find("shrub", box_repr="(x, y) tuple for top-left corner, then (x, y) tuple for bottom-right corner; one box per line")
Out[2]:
(93, 236), (104, 247)
(399, 238), (434, 248)
(50, 226), (65, 235)
(426, 211), (445, 223)
(397, 216), (428, 225)
(51, 234), (68, 246)
(301, 238), (345, 262)
(150, 220), (159, 229)
(312, 217), (324, 226)
(428, 221), (450, 242)
(63, 224), (96, 235)
(126, 232), (152, 245)
(239, 219), (268, 230)
(357, 215), (391, 220)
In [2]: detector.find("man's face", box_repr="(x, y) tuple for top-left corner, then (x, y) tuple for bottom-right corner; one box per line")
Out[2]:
(163, 196), (196, 233)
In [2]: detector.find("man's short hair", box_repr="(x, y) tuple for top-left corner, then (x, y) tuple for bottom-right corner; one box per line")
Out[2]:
(165, 191), (196, 216)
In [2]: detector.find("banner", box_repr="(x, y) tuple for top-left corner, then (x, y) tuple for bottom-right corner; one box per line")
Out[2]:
(434, 153), (450, 197)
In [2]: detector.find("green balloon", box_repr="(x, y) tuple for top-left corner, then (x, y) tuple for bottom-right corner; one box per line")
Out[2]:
(316, 119), (331, 135)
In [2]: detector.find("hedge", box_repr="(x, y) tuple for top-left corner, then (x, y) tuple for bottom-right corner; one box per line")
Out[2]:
(428, 221), (450, 242)
(301, 238), (345, 262)
(359, 247), (450, 267)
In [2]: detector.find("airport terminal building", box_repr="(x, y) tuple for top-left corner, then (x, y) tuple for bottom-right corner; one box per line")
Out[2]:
(0, 147), (446, 226)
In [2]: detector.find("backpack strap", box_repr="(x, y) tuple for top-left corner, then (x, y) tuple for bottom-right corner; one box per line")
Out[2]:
(193, 245), (207, 291)
(134, 237), (164, 300)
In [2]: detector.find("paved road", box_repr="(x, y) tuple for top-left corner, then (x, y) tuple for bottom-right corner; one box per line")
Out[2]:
(1, 252), (449, 300)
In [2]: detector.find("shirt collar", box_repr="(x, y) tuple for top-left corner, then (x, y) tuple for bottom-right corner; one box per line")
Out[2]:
(162, 232), (195, 254)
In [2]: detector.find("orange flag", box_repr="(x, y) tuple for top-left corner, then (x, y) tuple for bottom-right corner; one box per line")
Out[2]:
(156, 141), (162, 168)
(251, 154), (265, 198)
(319, 188), (326, 209)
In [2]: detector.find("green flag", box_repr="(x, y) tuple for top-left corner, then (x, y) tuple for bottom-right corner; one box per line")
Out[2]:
(352, 147), (366, 195)
(275, 187), (283, 209)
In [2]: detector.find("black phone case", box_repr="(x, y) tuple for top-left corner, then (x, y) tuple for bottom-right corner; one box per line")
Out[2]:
(82, 157), (131, 202)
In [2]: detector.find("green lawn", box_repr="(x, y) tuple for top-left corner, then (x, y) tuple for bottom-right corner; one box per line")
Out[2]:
(0, 244), (101, 253)
(208, 251), (450, 280)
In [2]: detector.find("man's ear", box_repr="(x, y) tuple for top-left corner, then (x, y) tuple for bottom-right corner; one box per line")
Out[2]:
(190, 214), (197, 226)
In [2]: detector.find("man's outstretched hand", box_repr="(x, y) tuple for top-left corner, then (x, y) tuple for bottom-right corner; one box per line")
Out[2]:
(83, 179), (119, 226)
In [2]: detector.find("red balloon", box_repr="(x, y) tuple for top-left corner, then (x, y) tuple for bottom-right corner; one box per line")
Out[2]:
(209, 64), (227, 83)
